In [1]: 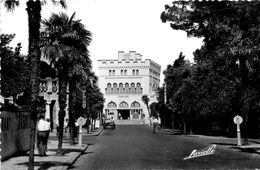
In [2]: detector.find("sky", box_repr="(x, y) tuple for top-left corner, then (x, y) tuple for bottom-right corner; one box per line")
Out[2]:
(0, 0), (203, 85)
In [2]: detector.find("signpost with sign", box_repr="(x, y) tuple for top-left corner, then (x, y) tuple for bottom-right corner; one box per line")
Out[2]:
(233, 115), (243, 146)
(77, 117), (86, 147)
(82, 90), (86, 109)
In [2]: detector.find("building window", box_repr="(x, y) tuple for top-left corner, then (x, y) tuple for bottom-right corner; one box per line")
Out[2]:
(119, 101), (129, 108)
(125, 83), (129, 94)
(113, 70), (115, 75)
(124, 70), (127, 75)
(121, 70), (124, 75)
(130, 83), (135, 94)
(136, 70), (139, 75)
(52, 81), (58, 92)
(136, 82), (142, 94)
(131, 101), (141, 108)
(40, 81), (48, 92)
(109, 70), (112, 76)
(107, 101), (117, 108)
(106, 83), (112, 94)
(119, 83), (123, 94)
(113, 83), (117, 94)
(132, 70), (135, 75)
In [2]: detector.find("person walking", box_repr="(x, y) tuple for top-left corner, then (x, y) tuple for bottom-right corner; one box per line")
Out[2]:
(86, 118), (91, 133)
(37, 115), (50, 156)
(158, 116), (161, 130)
(152, 116), (159, 134)
(56, 120), (59, 137)
(64, 118), (69, 139)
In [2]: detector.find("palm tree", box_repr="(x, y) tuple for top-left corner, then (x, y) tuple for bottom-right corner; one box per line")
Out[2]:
(3, 1), (66, 169)
(41, 12), (92, 153)
(142, 94), (151, 125)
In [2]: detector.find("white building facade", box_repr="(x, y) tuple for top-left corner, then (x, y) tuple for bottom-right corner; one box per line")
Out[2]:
(98, 51), (161, 122)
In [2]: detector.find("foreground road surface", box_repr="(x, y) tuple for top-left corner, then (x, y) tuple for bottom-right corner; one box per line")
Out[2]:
(70, 125), (260, 170)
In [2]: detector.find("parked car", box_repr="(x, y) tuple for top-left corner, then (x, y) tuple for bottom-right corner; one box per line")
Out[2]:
(103, 118), (116, 129)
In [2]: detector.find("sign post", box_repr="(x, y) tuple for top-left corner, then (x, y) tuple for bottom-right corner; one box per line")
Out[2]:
(233, 115), (243, 146)
(82, 90), (86, 109)
(77, 117), (86, 147)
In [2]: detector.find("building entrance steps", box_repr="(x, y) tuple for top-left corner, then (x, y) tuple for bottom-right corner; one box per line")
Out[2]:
(115, 119), (144, 125)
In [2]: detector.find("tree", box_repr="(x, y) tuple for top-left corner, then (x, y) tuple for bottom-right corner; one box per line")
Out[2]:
(142, 94), (151, 125)
(4, 1), (66, 169)
(161, 1), (260, 140)
(1, 34), (30, 99)
(86, 79), (105, 131)
(41, 12), (92, 152)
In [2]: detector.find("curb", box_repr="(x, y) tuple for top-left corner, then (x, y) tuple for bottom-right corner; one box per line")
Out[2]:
(82, 127), (104, 136)
(93, 127), (103, 136)
(65, 144), (89, 170)
(64, 128), (103, 170)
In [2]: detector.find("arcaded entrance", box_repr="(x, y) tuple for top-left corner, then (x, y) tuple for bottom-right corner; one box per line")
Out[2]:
(118, 110), (130, 119)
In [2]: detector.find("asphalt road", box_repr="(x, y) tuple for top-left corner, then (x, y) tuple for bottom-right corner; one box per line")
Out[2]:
(70, 125), (260, 170)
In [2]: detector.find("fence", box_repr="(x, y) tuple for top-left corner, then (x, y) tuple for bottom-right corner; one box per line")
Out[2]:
(1, 111), (30, 160)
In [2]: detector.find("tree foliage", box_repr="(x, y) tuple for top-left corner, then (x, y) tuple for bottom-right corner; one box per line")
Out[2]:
(1, 34), (30, 98)
(160, 1), (260, 137)
(41, 12), (94, 149)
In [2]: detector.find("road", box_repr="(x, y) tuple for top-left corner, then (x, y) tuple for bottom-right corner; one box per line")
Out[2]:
(70, 125), (260, 170)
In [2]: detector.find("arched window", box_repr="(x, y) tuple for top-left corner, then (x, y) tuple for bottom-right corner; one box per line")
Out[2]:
(130, 83), (135, 94)
(119, 83), (123, 94)
(125, 83), (129, 94)
(131, 101), (140, 108)
(106, 83), (112, 94)
(113, 83), (117, 94)
(119, 101), (128, 108)
(136, 83), (142, 94)
(107, 101), (117, 108)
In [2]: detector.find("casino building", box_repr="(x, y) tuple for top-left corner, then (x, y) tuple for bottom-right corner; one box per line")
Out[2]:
(97, 51), (161, 122)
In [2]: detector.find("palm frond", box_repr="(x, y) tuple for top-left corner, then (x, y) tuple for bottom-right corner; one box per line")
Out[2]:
(51, 0), (67, 9)
(4, 0), (19, 11)
(68, 12), (76, 24)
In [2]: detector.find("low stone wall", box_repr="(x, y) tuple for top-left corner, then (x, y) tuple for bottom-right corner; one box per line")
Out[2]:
(1, 111), (30, 161)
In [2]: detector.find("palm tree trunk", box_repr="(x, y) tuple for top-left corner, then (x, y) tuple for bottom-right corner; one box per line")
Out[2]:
(69, 78), (77, 145)
(27, 0), (41, 169)
(146, 104), (152, 125)
(57, 77), (67, 155)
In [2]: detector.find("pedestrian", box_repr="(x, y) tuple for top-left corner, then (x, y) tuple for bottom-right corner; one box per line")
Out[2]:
(37, 115), (50, 156)
(152, 116), (159, 134)
(86, 117), (91, 133)
(74, 120), (79, 144)
(64, 118), (69, 139)
(56, 120), (59, 137)
(158, 116), (161, 130)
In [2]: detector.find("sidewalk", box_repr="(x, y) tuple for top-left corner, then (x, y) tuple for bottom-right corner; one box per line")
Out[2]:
(160, 128), (260, 155)
(1, 127), (103, 170)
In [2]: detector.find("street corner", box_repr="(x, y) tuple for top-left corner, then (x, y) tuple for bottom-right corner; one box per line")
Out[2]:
(83, 127), (103, 136)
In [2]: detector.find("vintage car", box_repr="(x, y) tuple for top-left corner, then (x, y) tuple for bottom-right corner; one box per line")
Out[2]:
(103, 118), (116, 129)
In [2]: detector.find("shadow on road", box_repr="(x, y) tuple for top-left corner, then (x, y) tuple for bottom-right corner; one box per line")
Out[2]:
(211, 142), (237, 147)
(233, 147), (260, 155)
(81, 151), (93, 156)
(48, 148), (82, 155)
(16, 161), (70, 170)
